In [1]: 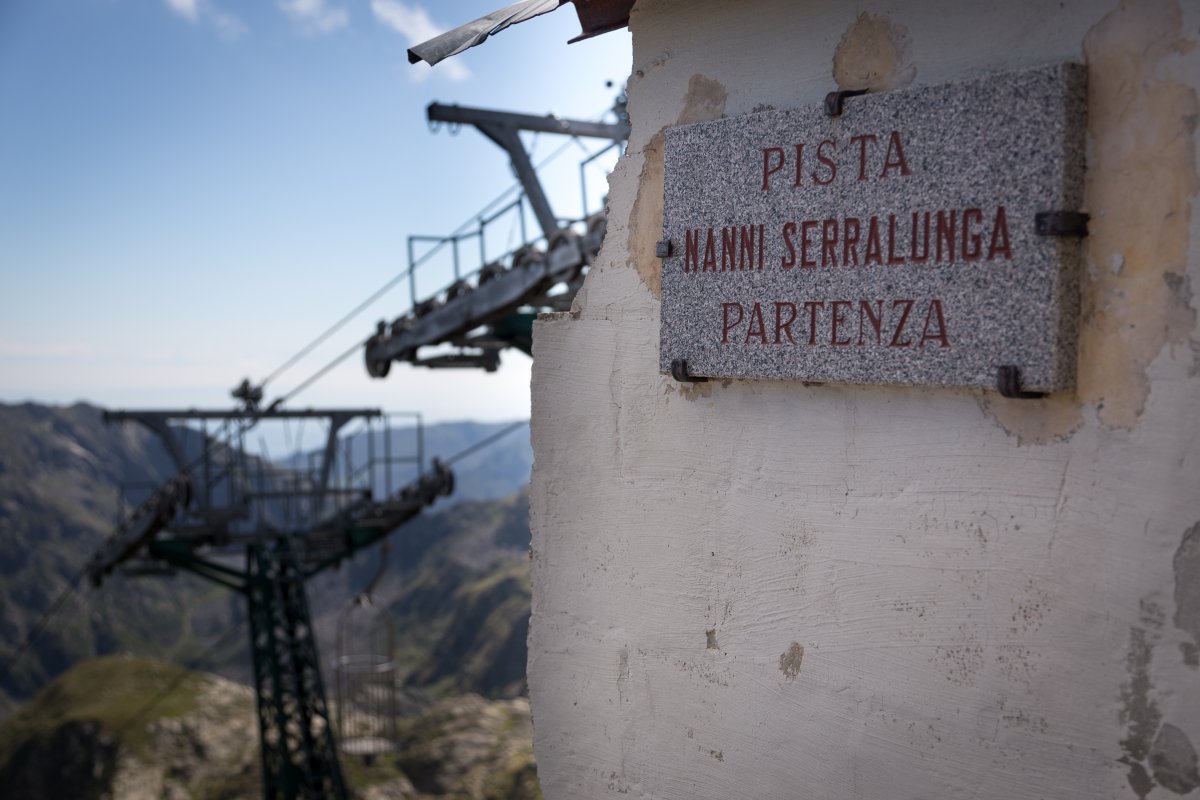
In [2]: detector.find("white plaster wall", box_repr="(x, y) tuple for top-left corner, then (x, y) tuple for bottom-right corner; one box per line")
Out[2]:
(529, 1), (1200, 798)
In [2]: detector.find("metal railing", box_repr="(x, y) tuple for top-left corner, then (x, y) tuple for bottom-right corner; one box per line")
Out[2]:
(397, 140), (619, 326)
(114, 412), (430, 542)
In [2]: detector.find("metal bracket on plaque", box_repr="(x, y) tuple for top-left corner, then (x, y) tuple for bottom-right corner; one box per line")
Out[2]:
(996, 210), (1087, 398)
(996, 366), (1047, 399)
(671, 359), (708, 383)
(824, 89), (869, 117)
(1035, 211), (1089, 237)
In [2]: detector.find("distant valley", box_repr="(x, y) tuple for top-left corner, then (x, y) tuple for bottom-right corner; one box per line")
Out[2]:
(0, 401), (537, 798)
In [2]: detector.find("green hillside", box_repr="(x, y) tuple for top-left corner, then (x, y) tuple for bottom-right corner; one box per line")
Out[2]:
(307, 488), (532, 700)
(0, 402), (241, 707)
(0, 401), (534, 712)
(0, 656), (221, 799)
(0, 655), (541, 800)
(0, 400), (539, 797)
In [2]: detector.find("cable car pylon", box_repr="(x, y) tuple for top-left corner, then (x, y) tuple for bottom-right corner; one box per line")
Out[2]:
(87, 400), (453, 799)
(75, 89), (624, 800)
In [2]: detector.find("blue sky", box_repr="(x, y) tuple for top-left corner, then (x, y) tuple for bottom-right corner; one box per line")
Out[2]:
(0, 0), (630, 422)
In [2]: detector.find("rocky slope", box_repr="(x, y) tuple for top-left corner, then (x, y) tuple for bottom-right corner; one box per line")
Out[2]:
(0, 402), (233, 708)
(0, 655), (540, 800)
(0, 655), (258, 799)
(309, 489), (533, 700)
(0, 401), (539, 798)
(0, 402), (533, 711)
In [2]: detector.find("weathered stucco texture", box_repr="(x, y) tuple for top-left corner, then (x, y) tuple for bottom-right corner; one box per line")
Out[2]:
(529, 1), (1200, 798)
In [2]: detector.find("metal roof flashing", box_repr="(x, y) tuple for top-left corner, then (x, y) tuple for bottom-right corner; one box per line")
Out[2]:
(570, 0), (637, 40)
(407, 0), (634, 68)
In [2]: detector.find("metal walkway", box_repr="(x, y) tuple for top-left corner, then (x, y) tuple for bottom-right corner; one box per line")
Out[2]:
(364, 97), (627, 377)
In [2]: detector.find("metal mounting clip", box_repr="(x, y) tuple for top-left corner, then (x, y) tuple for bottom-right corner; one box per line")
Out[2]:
(1035, 211), (1089, 237)
(997, 366), (1046, 399)
(656, 239), (673, 258)
(824, 89), (868, 117)
(671, 359), (708, 383)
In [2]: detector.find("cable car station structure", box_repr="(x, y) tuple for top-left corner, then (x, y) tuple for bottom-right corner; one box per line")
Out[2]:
(79, 85), (627, 799)
(364, 97), (627, 377)
(88, 405), (453, 799)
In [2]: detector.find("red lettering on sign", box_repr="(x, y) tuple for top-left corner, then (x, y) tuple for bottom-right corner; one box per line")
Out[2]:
(758, 131), (915, 191)
(880, 131), (911, 178)
(988, 206), (1011, 260)
(739, 225), (756, 271)
(774, 302), (797, 344)
(843, 217), (861, 266)
(801, 221), (818, 268)
(745, 302), (767, 344)
(814, 139), (837, 185)
(935, 210), (956, 262)
(781, 222), (797, 269)
(703, 228), (717, 271)
(962, 208), (983, 261)
(803, 301), (826, 345)
(762, 147), (784, 190)
(850, 134), (878, 181)
(919, 299), (950, 348)
(830, 300), (853, 345)
(910, 211), (930, 263)
(821, 219), (839, 267)
(713, 297), (951, 351)
(721, 227), (736, 271)
(889, 299), (915, 347)
(684, 229), (699, 272)
(858, 300), (883, 345)
(721, 302), (744, 343)
(770, 206), (1011, 272)
(864, 218), (883, 266)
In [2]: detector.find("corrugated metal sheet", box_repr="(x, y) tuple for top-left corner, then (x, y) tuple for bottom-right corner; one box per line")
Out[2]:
(407, 0), (634, 67)
(407, 0), (563, 66)
(568, 0), (636, 43)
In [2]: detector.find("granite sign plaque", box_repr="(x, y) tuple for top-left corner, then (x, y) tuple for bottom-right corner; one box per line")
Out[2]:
(659, 63), (1086, 392)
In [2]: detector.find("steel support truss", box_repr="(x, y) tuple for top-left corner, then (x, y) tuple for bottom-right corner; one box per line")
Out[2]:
(89, 407), (455, 800)
(247, 537), (344, 800)
(363, 98), (627, 378)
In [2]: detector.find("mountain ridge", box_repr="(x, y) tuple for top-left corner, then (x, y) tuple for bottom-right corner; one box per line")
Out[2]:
(0, 400), (534, 711)
(0, 654), (542, 799)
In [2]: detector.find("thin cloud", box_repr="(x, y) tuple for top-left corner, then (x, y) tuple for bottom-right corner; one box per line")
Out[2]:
(0, 339), (108, 360)
(164, 0), (200, 22)
(162, 0), (247, 42)
(278, 0), (349, 35)
(209, 8), (248, 42)
(370, 0), (470, 82)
